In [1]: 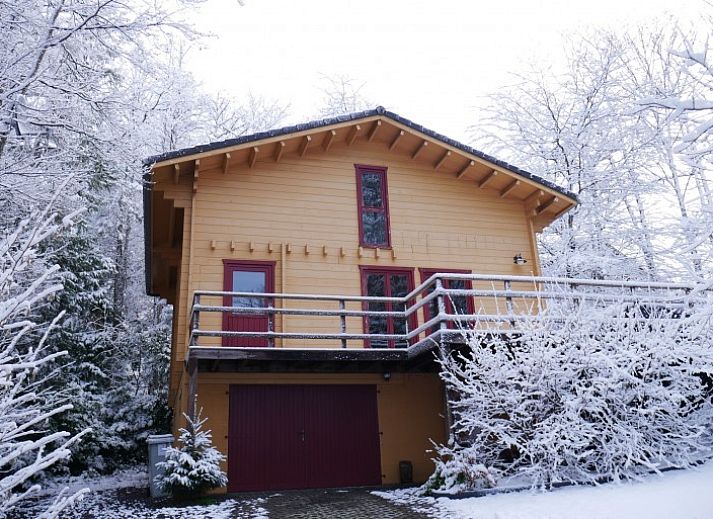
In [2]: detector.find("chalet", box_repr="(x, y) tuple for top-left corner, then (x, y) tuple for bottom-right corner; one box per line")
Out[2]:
(142, 106), (580, 492)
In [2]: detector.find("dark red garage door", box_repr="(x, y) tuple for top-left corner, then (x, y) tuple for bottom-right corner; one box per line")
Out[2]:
(228, 384), (382, 492)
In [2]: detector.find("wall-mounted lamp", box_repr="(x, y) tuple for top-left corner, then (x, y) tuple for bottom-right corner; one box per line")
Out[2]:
(383, 371), (391, 382)
(513, 253), (528, 265)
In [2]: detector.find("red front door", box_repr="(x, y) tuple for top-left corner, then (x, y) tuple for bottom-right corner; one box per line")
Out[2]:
(222, 260), (275, 347)
(228, 384), (382, 492)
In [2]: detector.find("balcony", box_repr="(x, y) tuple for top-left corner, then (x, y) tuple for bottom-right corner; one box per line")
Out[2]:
(187, 273), (707, 369)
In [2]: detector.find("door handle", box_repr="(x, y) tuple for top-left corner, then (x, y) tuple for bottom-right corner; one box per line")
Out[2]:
(299, 430), (305, 442)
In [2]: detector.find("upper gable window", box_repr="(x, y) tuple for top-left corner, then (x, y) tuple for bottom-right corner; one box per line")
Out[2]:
(355, 165), (391, 248)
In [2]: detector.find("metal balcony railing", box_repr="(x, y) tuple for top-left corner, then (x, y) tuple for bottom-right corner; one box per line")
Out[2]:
(188, 273), (710, 355)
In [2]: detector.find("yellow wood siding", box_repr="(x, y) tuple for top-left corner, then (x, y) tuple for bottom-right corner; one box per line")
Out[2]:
(158, 141), (540, 356)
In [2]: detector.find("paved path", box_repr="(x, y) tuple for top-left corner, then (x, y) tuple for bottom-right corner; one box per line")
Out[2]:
(233, 488), (439, 519)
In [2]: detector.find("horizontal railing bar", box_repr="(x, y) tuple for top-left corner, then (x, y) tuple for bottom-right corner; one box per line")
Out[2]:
(193, 304), (405, 318)
(408, 273), (701, 301)
(193, 290), (402, 303)
(439, 289), (699, 304)
(192, 330), (407, 340)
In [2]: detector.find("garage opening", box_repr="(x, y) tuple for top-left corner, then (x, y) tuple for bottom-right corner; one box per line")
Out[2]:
(228, 384), (382, 492)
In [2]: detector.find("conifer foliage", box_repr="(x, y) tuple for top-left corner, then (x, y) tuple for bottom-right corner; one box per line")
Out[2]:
(155, 407), (228, 498)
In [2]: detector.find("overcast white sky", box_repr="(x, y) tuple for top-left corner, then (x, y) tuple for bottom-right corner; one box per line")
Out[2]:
(187, 0), (702, 142)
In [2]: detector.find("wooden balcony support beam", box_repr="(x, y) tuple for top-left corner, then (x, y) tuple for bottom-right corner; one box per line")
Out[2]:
(434, 150), (451, 170)
(477, 169), (498, 188)
(389, 130), (405, 150)
(500, 179), (520, 198)
(248, 146), (259, 168)
(346, 125), (361, 146)
(298, 135), (311, 157)
(368, 120), (382, 141)
(273, 141), (285, 162)
(456, 160), (476, 179)
(322, 130), (337, 151)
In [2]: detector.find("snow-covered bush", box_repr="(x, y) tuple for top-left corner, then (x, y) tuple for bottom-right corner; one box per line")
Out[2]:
(432, 291), (713, 491)
(424, 442), (497, 494)
(0, 208), (88, 517)
(155, 407), (227, 498)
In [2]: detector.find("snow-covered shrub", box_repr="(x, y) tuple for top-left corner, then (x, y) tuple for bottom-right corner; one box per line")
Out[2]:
(155, 407), (227, 498)
(424, 442), (497, 494)
(433, 291), (713, 490)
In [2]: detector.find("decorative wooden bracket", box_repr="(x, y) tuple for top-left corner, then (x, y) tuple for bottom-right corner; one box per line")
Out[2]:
(299, 136), (311, 157)
(346, 125), (361, 146)
(192, 160), (200, 193)
(478, 170), (498, 189)
(411, 140), (428, 160)
(500, 179), (520, 198)
(248, 147), (259, 168)
(274, 141), (285, 162)
(322, 130), (337, 151)
(389, 130), (405, 150)
(368, 120), (382, 141)
(534, 196), (559, 215)
(434, 150), (451, 170)
(456, 160), (475, 179)
(525, 189), (545, 207)
(222, 153), (231, 174)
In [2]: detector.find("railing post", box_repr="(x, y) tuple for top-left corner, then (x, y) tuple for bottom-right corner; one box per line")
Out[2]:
(503, 280), (514, 315)
(436, 277), (448, 337)
(267, 297), (275, 348)
(339, 299), (347, 348)
(190, 293), (200, 347)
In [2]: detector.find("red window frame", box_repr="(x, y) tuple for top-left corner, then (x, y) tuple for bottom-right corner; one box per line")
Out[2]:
(419, 268), (475, 331)
(359, 266), (417, 348)
(355, 164), (392, 248)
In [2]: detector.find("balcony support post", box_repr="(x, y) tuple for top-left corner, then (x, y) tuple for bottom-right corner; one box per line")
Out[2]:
(435, 277), (455, 445)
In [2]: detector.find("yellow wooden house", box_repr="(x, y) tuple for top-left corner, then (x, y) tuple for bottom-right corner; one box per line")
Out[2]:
(143, 106), (578, 492)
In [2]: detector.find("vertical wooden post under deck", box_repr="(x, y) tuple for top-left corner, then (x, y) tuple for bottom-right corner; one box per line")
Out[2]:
(435, 277), (454, 445)
(186, 356), (198, 419)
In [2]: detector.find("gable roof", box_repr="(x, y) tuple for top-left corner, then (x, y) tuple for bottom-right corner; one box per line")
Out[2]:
(144, 106), (577, 202)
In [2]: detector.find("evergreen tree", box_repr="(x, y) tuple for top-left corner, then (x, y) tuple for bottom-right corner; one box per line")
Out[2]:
(156, 407), (227, 497)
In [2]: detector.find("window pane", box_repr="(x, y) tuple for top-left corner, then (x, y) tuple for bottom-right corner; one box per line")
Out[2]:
(390, 274), (410, 298)
(232, 270), (266, 308)
(362, 211), (387, 246)
(366, 273), (386, 297)
(361, 173), (383, 208)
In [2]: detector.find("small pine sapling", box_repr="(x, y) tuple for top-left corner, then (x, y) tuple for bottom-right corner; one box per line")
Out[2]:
(155, 405), (227, 498)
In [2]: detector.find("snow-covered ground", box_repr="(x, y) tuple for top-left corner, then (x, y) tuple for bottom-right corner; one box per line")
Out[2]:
(377, 460), (713, 519)
(9, 469), (268, 519)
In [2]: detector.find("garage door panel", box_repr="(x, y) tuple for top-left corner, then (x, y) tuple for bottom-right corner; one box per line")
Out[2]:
(228, 384), (381, 492)
(304, 385), (381, 488)
(228, 385), (306, 492)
